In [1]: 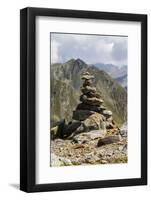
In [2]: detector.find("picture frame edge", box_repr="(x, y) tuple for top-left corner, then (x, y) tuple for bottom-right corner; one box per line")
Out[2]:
(20, 7), (147, 193)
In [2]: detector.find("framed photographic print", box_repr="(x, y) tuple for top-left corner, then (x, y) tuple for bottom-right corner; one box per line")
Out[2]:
(20, 7), (147, 192)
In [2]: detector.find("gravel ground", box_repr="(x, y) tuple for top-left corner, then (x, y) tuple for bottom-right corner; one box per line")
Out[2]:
(50, 131), (127, 167)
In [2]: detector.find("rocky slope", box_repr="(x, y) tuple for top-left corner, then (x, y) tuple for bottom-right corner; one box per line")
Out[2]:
(51, 59), (127, 126)
(51, 120), (128, 167)
(115, 74), (127, 89)
(51, 130), (127, 166)
(94, 63), (127, 88)
(94, 63), (127, 79)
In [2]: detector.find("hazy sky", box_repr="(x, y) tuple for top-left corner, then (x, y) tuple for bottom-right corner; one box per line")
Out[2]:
(51, 33), (128, 67)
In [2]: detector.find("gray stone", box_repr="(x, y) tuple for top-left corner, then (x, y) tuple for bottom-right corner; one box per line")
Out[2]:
(119, 122), (127, 137)
(82, 71), (90, 75)
(51, 126), (59, 140)
(87, 91), (101, 98)
(103, 110), (112, 116)
(105, 121), (114, 129)
(83, 79), (93, 87)
(51, 153), (72, 167)
(73, 130), (106, 144)
(82, 112), (104, 132)
(51, 120), (66, 139)
(82, 75), (94, 80)
(106, 116), (113, 122)
(76, 103), (102, 113)
(81, 86), (96, 94)
(72, 110), (94, 121)
(64, 120), (81, 136)
(80, 95), (104, 106)
(101, 160), (108, 164)
(100, 105), (106, 111)
(97, 135), (122, 147)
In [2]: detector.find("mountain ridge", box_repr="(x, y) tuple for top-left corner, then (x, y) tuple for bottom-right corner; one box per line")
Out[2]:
(51, 59), (127, 126)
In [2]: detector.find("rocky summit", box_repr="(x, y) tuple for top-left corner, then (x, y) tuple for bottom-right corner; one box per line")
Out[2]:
(51, 71), (128, 167)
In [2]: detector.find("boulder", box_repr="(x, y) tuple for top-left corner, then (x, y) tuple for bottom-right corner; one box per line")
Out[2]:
(51, 126), (58, 140)
(73, 130), (106, 144)
(51, 120), (66, 139)
(83, 112), (105, 132)
(97, 135), (122, 147)
(63, 120), (81, 137)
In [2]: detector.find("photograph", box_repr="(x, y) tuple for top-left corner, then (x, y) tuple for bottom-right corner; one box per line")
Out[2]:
(20, 7), (147, 192)
(50, 33), (128, 167)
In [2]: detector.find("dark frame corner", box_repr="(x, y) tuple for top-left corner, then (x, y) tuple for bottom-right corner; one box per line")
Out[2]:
(20, 7), (147, 193)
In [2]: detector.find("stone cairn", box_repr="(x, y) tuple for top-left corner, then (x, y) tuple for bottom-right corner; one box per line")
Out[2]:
(71, 71), (116, 134)
(55, 71), (119, 141)
(73, 72), (105, 120)
(51, 72), (121, 147)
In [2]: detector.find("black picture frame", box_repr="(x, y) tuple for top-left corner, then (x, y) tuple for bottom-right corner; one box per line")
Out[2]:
(20, 7), (147, 193)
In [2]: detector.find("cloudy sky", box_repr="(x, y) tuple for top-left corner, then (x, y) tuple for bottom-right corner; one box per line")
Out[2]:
(50, 33), (127, 67)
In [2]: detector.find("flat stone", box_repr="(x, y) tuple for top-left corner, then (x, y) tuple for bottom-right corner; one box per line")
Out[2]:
(72, 110), (94, 121)
(81, 86), (96, 94)
(76, 103), (101, 112)
(87, 92), (102, 98)
(73, 130), (105, 144)
(97, 135), (122, 147)
(82, 71), (90, 75)
(83, 79), (93, 87)
(82, 75), (94, 80)
(100, 105), (107, 111)
(103, 110), (112, 116)
(80, 95), (104, 106)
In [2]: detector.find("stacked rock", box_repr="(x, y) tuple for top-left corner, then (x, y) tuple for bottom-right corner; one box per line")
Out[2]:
(102, 110), (114, 129)
(73, 72), (104, 120)
(72, 71), (115, 130)
(52, 71), (118, 139)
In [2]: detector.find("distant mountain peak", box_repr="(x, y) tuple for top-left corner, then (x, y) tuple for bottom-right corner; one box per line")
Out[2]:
(65, 58), (86, 66)
(66, 58), (76, 64)
(75, 58), (85, 65)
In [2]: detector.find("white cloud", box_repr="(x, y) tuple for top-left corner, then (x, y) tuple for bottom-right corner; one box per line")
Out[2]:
(51, 39), (60, 63)
(50, 33), (127, 67)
